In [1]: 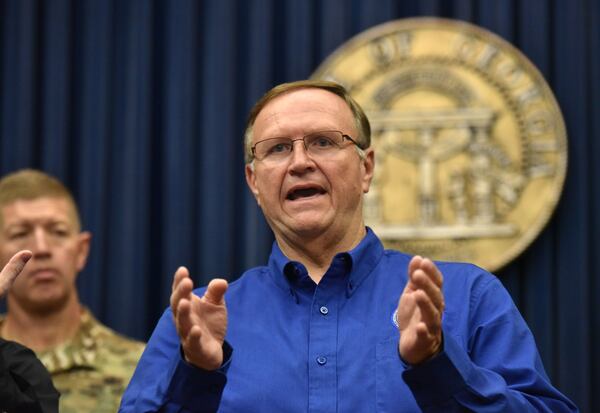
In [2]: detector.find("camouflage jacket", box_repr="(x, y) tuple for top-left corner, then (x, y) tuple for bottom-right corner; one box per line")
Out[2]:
(0, 308), (145, 413)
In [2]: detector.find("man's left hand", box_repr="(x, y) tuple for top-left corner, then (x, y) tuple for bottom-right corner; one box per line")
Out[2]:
(397, 255), (445, 365)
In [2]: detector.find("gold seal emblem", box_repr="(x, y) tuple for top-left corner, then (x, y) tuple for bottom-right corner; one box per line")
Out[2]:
(312, 17), (567, 272)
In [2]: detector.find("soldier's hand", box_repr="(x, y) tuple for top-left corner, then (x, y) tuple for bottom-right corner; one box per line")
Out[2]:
(170, 267), (228, 370)
(397, 256), (444, 365)
(0, 250), (32, 298)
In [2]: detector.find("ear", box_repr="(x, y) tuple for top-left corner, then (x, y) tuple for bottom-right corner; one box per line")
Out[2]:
(76, 231), (92, 272)
(245, 164), (261, 206)
(361, 148), (375, 193)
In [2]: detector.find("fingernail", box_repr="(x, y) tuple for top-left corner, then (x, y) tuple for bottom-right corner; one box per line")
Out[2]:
(21, 251), (33, 263)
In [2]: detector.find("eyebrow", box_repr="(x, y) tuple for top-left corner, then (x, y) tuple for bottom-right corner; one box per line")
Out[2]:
(258, 129), (344, 140)
(5, 218), (71, 227)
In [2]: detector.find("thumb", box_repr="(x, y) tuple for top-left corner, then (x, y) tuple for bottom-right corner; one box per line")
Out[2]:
(203, 278), (228, 305)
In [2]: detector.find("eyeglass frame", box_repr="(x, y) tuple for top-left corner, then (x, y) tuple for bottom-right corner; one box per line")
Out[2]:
(249, 130), (364, 162)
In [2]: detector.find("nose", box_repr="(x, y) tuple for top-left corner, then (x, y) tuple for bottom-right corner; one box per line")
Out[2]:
(288, 139), (315, 173)
(31, 228), (51, 258)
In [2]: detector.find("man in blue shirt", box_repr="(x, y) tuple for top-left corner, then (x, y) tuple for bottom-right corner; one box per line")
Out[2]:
(120, 80), (577, 412)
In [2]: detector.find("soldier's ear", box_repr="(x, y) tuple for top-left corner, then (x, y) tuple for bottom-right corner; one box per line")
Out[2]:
(76, 231), (91, 272)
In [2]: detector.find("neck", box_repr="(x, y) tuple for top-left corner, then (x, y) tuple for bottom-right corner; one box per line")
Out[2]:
(276, 224), (366, 283)
(1, 296), (82, 352)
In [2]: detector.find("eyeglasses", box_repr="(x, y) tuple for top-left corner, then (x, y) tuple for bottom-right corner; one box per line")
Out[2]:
(251, 130), (360, 162)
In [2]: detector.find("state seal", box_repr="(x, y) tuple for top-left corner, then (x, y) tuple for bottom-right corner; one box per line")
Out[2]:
(312, 18), (567, 272)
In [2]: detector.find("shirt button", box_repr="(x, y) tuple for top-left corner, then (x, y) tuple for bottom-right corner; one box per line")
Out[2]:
(316, 356), (327, 365)
(319, 306), (329, 315)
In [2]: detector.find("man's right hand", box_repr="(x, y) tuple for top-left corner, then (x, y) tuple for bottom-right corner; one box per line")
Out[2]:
(170, 267), (228, 371)
(0, 250), (32, 298)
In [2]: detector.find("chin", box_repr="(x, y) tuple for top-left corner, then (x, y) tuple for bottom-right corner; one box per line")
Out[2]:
(288, 220), (331, 238)
(21, 291), (70, 314)
(290, 209), (332, 224)
(270, 211), (334, 239)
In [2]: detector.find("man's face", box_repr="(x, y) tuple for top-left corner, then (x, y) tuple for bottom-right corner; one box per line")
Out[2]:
(0, 197), (90, 314)
(245, 88), (374, 242)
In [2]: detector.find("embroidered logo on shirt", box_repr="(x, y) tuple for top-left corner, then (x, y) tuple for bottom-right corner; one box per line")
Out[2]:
(391, 309), (399, 328)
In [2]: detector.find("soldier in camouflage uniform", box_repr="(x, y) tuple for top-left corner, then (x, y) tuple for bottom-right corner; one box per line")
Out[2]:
(0, 169), (145, 413)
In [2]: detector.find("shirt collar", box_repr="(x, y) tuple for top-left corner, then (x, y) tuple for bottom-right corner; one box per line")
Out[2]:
(267, 227), (385, 298)
(36, 307), (100, 374)
(346, 227), (385, 295)
(0, 307), (101, 373)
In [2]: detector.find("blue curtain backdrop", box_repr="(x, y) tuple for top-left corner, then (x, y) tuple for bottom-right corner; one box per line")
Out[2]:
(0, 0), (598, 410)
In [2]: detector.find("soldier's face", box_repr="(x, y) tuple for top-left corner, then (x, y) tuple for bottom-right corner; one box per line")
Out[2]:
(0, 197), (90, 313)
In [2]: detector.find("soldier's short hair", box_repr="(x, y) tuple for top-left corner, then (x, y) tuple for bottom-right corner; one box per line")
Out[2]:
(243, 80), (371, 164)
(0, 169), (81, 229)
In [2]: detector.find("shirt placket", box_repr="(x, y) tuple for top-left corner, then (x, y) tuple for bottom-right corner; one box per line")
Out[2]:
(307, 258), (347, 413)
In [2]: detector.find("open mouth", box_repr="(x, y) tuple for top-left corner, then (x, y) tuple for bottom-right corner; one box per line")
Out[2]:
(286, 186), (326, 201)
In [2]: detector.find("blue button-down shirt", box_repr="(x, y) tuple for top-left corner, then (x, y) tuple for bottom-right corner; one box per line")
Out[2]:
(120, 229), (577, 412)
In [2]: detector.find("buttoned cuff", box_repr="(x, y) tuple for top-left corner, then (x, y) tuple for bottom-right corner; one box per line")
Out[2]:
(166, 341), (233, 412)
(402, 333), (472, 407)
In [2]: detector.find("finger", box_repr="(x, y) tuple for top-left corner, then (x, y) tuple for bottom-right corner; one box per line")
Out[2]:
(172, 266), (190, 292)
(203, 279), (228, 305)
(410, 269), (445, 312)
(415, 322), (431, 339)
(176, 298), (195, 339)
(182, 325), (204, 361)
(187, 325), (203, 348)
(0, 250), (33, 297)
(419, 258), (443, 288)
(408, 255), (423, 278)
(397, 285), (425, 329)
(414, 290), (442, 333)
(171, 268), (193, 314)
(403, 256), (423, 293)
(415, 322), (440, 352)
(171, 278), (193, 319)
